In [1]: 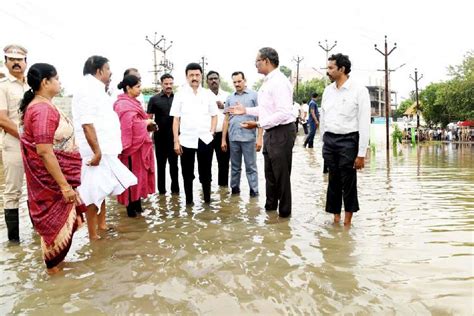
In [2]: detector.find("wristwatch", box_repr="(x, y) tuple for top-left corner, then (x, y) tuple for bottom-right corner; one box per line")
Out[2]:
(256, 121), (261, 128)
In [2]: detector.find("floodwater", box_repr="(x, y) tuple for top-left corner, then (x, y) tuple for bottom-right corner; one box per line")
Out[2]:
(1, 135), (473, 315)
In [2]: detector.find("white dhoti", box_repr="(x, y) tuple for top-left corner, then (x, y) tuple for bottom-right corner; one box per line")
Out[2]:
(77, 155), (137, 210)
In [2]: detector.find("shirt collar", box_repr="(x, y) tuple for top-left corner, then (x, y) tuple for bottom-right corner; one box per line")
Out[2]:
(159, 90), (174, 97)
(264, 68), (279, 82)
(233, 88), (250, 96)
(6, 72), (26, 84)
(331, 77), (353, 91)
(85, 74), (106, 89)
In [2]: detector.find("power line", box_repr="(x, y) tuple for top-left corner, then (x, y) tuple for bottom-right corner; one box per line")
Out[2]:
(145, 32), (173, 90)
(200, 56), (208, 87)
(317, 39), (337, 86)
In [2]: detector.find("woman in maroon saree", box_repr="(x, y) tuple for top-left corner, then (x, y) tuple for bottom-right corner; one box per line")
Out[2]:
(113, 75), (156, 217)
(19, 63), (86, 274)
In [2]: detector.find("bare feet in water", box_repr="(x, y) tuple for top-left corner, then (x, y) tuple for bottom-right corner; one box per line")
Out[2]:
(47, 266), (61, 275)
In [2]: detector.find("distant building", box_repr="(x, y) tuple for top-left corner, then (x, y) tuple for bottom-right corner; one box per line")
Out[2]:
(366, 86), (398, 117)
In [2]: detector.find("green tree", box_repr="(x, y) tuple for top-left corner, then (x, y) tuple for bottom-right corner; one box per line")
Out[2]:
(252, 78), (263, 91)
(418, 51), (474, 126)
(294, 78), (326, 104)
(280, 65), (292, 78)
(394, 98), (414, 120)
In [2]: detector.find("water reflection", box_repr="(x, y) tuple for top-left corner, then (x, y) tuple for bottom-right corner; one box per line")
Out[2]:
(0, 140), (473, 314)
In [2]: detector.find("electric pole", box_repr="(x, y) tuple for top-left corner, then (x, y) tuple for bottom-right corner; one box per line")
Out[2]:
(375, 35), (397, 152)
(318, 39), (337, 86)
(145, 32), (174, 90)
(292, 55), (304, 101)
(200, 56), (208, 87)
(409, 68), (423, 137)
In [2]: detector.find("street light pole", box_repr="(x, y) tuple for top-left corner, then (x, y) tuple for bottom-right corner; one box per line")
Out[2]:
(410, 68), (423, 139)
(375, 35), (397, 152)
(292, 55), (304, 101)
(318, 39), (337, 86)
(200, 56), (208, 87)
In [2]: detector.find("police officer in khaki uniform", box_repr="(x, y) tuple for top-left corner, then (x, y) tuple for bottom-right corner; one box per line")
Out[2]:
(0, 44), (29, 242)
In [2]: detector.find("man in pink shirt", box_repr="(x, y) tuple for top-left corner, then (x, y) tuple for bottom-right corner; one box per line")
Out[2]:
(229, 47), (296, 217)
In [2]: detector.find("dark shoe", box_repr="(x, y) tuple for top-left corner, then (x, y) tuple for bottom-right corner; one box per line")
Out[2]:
(203, 185), (211, 203)
(231, 187), (240, 195)
(250, 189), (259, 197)
(126, 204), (137, 218)
(5, 208), (19, 242)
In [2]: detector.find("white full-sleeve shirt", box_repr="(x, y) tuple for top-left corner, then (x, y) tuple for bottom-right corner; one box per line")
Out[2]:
(72, 74), (122, 157)
(320, 78), (371, 157)
(169, 84), (218, 149)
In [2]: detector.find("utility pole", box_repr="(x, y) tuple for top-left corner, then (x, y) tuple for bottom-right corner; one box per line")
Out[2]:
(409, 68), (423, 138)
(145, 32), (173, 90)
(375, 35), (397, 152)
(318, 39), (337, 86)
(292, 55), (304, 100)
(200, 56), (208, 87)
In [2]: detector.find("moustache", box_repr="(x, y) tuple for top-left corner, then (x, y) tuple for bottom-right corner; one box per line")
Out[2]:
(13, 64), (21, 69)
(192, 80), (198, 83)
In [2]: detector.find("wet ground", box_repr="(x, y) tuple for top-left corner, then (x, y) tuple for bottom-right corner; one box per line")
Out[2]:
(1, 135), (473, 315)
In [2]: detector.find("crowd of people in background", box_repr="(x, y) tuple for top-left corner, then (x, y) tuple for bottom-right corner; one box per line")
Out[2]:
(403, 127), (473, 142)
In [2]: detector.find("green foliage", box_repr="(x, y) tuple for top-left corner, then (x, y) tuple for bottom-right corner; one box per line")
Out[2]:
(419, 51), (474, 126)
(141, 87), (158, 95)
(280, 65), (292, 78)
(294, 78), (326, 104)
(219, 79), (234, 93)
(252, 78), (263, 91)
(394, 98), (414, 120)
(391, 124), (403, 145)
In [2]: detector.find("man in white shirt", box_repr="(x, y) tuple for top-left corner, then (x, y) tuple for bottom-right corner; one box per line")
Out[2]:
(320, 53), (371, 226)
(207, 70), (230, 187)
(72, 55), (136, 240)
(170, 63), (218, 205)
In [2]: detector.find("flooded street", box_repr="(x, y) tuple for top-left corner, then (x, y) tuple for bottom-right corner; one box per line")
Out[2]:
(1, 135), (473, 315)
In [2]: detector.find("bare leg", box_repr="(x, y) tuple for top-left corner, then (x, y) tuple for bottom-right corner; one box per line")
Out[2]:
(344, 211), (353, 227)
(85, 204), (100, 240)
(98, 201), (107, 230)
(334, 213), (341, 224)
(47, 266), (61, 275)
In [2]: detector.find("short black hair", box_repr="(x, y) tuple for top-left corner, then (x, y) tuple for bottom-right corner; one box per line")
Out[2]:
(259, 47), (279, 67)
(160, 73), (174, 82)
(206, 70), (219, 79)
(328, 53), (351, 75)
(185, 63), (202, 75)
(83, 55), (109, 76)
(231, 71), (245, 80)
(311, 92), (319, 98)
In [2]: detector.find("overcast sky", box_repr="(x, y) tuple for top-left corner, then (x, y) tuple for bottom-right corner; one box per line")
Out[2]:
(1, 0), (472, 100)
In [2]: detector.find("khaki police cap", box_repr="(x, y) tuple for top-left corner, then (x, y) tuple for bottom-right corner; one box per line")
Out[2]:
(3, 44), (28, 59)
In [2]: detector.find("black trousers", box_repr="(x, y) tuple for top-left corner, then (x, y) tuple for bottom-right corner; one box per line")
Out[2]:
(262, 123), (296, 217)
(213, 132), (230, 186)
(181, 139), (214, 203)
(154, 133), (179, 194)
(322, 132), (360, 214)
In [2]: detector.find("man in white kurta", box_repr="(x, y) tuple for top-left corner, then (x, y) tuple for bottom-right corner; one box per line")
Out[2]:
(72, 55), (136, 240)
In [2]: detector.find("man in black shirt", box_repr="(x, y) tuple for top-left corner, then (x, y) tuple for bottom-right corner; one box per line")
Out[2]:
(147, 73), (179, 194)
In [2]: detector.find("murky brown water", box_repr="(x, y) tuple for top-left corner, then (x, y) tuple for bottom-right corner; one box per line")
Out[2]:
(1, 135), (473, 315)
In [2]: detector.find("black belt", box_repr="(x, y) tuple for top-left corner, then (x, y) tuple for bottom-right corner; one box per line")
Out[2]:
(265, 122), (294, 132)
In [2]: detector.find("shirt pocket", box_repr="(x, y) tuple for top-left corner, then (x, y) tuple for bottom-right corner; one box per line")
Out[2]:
(338, 96), (357, 118)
